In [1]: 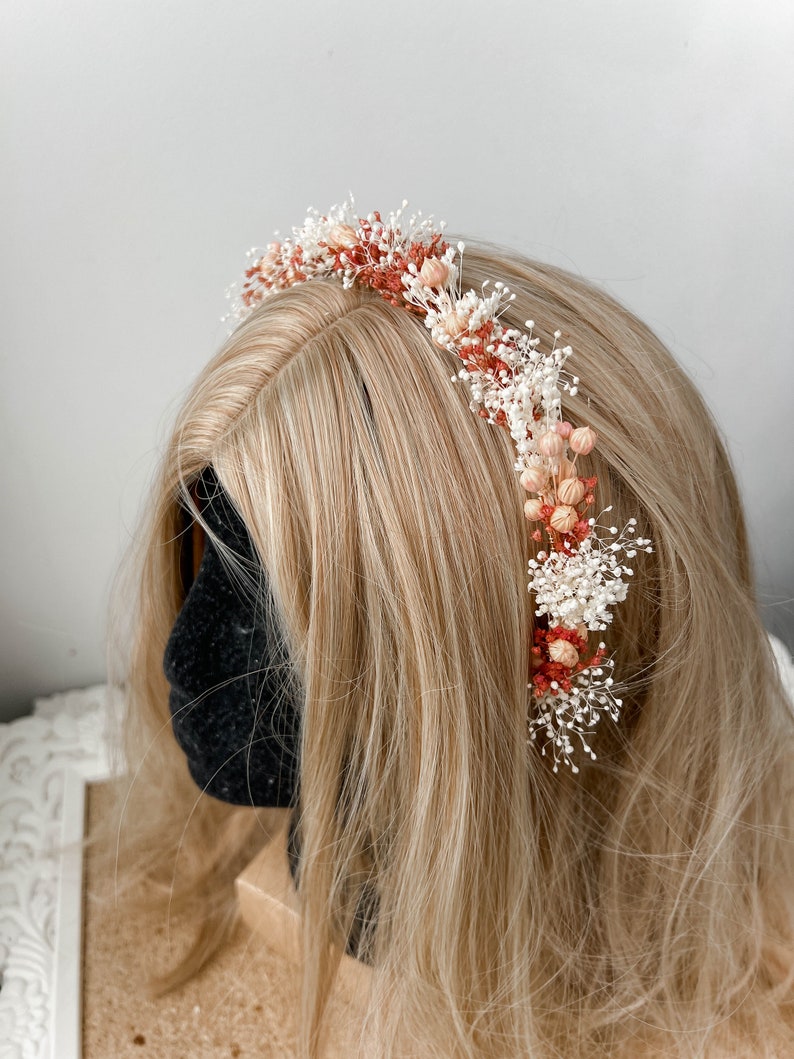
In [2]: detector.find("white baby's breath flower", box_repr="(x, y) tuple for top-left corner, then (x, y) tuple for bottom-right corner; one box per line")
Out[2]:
(529, 655), (621, 773)
(527, 521), (641, 631)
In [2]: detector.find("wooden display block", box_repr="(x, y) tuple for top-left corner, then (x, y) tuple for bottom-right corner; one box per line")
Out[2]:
(235, 821), (372, 1054)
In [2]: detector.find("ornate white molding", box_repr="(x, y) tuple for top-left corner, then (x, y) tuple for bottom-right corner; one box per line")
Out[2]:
(0, 686), (112, 1059)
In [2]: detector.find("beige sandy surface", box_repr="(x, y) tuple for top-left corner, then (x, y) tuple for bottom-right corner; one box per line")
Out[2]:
(81, 785), (365, 1058)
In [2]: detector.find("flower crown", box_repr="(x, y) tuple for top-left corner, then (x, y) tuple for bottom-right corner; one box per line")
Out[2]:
(226, 200), (652, 772)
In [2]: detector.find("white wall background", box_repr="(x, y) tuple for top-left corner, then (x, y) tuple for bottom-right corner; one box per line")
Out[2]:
(1, 0), (792, 720)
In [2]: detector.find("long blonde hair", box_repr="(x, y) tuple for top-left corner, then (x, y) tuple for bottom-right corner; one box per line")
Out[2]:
(114, 245), (794, 1057)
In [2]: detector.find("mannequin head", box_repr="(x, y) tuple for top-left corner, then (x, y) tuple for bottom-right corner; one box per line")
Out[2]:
(118, 242), (794, 1057)
(163, 464), (299, 805)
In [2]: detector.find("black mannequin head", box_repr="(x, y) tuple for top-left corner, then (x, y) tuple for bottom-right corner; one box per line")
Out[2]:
(163, 466), (300, 806)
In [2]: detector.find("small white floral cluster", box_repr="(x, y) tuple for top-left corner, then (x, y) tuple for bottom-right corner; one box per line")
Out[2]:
(465, 333), (580, 471)
(526, 515), (652, 772)
(528, 515), (652, 632)
(529, 658), (619, 774)
(225, 200), (653, 774)
(404, 279), (504, 346)
(225, 202), (355, 321)
(402, 266), (580, 468)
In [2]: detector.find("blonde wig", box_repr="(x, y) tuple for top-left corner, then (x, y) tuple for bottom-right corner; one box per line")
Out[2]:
(113, 244), (794, 1058)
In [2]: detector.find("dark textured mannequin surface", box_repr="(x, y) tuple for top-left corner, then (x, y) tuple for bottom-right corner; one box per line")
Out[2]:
(162, 468), (374, 961)
(163, 467), (300, 807)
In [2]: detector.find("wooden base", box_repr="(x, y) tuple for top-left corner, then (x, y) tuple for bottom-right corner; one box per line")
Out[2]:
(235, 816), (372, 1054)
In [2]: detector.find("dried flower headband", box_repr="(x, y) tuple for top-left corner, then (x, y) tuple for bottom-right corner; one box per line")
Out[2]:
(226, 200), (652, 772)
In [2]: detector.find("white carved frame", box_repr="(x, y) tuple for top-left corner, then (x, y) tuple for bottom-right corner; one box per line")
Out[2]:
(0, 686), (112, 1059)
